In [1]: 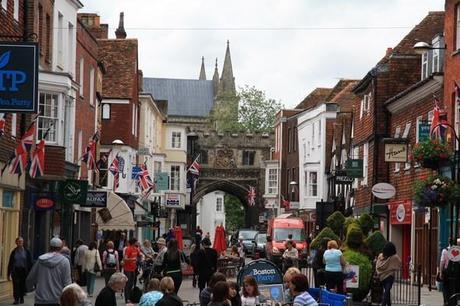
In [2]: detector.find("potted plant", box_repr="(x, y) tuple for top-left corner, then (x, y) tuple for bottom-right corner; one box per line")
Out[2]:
(413, 175), (460, 208)
(412, 140), (452, 169)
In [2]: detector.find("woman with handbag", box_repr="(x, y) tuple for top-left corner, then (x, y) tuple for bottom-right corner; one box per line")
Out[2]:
(162, 239), (188, 293)
(84, 241), (102, 297)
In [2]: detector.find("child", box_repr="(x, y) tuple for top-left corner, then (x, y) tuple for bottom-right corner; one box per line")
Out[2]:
(241, 276), (264, 306)
(139, 278), (163, 306)
(228, 281), (242, 306)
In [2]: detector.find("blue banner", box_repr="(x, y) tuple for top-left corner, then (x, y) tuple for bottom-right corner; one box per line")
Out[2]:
(237, 259), (283, 285)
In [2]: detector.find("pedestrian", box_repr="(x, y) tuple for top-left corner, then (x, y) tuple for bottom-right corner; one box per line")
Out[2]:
(209, 281), (231, 306)
(196, 237), (218, 292)
(289, 274), (318, 306)
(60, 283), (91, 306)
(323, 240), (346, 294)
(141, 240), (156, 260)
(312, 238), (329, 288)
(95, 272), (128, 306)
(190, 237), (202, 288)
(84, 241), (102, 297)
(7, 237), (33, 305)
(376, 242), (402, 306)
(162, 239), (188, 293)
(74, 240), (88, 286)
(283, 267), (301, 304)
(440, 238), (455, 305)
(61, 239), (72, 263)
(227, 281), (242, 306)
(195, 226), (203, 246)
(139, 278), (163, 306)
(102, 241), (119, 285)
(166, 228), (175, 243)
(156, 276), (183, 306)
(282, 240), (299, 272)
(153, 238), (167, 275)
(26, 237), (72, 306)
(241, 275), (264, 306)
(114, 232), (127, 264)
(124, 237), (141, 303)
(200, 272), (226, 306)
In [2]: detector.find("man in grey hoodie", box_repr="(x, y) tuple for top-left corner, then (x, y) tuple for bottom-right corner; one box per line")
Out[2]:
(26, 237), (72, 306)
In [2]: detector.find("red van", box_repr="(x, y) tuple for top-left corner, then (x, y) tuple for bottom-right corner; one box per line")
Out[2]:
(266, 214), (306, 266)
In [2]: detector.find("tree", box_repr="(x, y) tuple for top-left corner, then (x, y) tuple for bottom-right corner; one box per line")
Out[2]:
(224, 194), (244, 233)
(238, 85), (283, 133)
(209, 92), (240, 132)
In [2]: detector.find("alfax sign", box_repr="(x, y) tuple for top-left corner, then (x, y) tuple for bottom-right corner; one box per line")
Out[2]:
(0, 43), (39, 112)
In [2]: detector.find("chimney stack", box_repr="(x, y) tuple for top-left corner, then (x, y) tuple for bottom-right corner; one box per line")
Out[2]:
(115, 12), (127, 39)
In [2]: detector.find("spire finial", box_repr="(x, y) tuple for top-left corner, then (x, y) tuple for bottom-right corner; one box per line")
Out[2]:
(215, 58), (218, 68)
(227, 40), (230, 47)
(199, 56), (206, 80)
(115, 12), (127, 39)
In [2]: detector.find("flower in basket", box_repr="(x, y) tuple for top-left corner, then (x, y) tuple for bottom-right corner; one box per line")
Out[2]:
(412, 140), (452, 169)
(414, 175), (459, 208)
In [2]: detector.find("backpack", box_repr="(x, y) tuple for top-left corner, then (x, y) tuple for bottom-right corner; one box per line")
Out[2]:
(106, 250), (117, 268)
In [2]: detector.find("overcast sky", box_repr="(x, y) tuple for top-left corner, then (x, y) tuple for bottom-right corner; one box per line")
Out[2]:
(80, 0), (443, 107)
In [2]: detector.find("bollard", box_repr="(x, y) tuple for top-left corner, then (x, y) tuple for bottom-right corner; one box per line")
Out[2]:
(417, 264), (422, 306)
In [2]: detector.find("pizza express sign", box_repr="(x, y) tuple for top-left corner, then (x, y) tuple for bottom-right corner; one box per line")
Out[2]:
(0, 43), (39, 112)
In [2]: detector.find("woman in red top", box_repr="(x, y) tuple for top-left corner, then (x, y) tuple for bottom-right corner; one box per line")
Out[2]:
(124, 238), (140, 303)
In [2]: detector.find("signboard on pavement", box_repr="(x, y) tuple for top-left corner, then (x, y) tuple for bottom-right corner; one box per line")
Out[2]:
(237, 259), (283, 285)
(345, 265), (360, 288)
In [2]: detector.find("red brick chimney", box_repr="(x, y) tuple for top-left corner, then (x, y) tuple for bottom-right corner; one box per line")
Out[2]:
(386, 47), (393, 57)
(115, 12), (127, 39)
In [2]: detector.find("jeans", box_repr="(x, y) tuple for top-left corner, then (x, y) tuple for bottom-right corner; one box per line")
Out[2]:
(325, 271), (344, 294)
(381, 275), (395, 306)
(166, 271), (182, 293)
(86, 271), (96, 296)
(125, 270), (136, 302)
(12, 267), (27, 301)
(104, 268), (116, 285)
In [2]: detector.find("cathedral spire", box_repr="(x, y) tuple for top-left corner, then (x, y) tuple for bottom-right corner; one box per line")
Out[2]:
(212, 58), (219, 97)
(199, 56), (206, 80)
(219, 40), (235, 95)
(115, 12), (127, 39)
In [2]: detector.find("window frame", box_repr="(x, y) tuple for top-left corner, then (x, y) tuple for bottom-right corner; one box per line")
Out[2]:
(171, 131), (182, 149)
(102, 104), (111, 119)
(79, 58), (84, 97)
(456, 4), (460, 50)
(267, 168), (278, 195)
(13, 0), (19, 21)
(1, 0), (7, 11)
(38, 92), (60, 143)
(170, 165), (181, 191)
(242, 150), (255, 166)
(216, 197), (223, 212)
(362, 142), (369, 186)
(308, 171), (318, 197)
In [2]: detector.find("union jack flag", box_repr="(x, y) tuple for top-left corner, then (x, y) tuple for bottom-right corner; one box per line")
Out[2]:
(29, 139), (45, 178)
(109, 154), (120, 191)
(247, 185), (256, 206)
(9, 121), (36, 175)
(430, 95), (448, 141)
(137, 164), (155, 195)
(188, 154), (201, 176)
(0, 113), (6, 137)
(81, 131), (99, 170)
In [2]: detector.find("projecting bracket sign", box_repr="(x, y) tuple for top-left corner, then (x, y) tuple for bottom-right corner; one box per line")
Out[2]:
(383, 138), (408, 162)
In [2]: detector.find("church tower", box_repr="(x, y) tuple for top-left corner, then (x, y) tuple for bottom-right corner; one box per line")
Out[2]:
(218, 40), (236, 96)
(199, 56), (206, 80)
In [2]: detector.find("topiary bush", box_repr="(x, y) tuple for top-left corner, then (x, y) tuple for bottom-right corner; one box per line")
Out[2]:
(345, 224), (364, 250)
(343, 249), (373, 302)
(343, 217), (360, 237)
(359, 213), (374, 236)
(310, 227), (340, 249)
(365, 231), (387, 257)
(327, 211), (345, 237)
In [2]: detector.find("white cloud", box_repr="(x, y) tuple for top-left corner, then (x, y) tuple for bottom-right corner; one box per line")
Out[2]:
(80, 0), (443, 107)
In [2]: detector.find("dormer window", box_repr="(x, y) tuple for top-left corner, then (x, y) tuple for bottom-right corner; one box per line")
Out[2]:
(421, 52), (429, 80)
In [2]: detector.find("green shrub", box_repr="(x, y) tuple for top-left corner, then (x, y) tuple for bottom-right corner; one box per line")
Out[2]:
(310, 227), (340, 249)
(359, 213), (374, 236)
(343, 217), (360, 236)
(345, 225), (364, 250)
(365, 231), (387, 257)
(344, 250), (373, 301)
(327, 211), (345, 237)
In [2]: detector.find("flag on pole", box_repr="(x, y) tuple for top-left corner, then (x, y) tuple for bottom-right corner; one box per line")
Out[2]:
(81, 131), (99, 170)
(0, 113), (6, 137)
(9, 121), (36, 175)
(137, 163), (155, 194)
(187, 154), (201, 176)
(109, 154), (120, 191)
(430, 95), (448, 141)
(247, 185), (256, 206)
(29, 139), (45, 178)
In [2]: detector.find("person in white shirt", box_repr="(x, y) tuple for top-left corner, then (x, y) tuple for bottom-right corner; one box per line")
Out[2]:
(74, 240), (88, 285)
(283, 240), (299, 271)
(84, 241), (102, 297)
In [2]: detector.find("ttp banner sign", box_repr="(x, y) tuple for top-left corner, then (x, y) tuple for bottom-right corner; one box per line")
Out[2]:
(0, 43), (39, 112)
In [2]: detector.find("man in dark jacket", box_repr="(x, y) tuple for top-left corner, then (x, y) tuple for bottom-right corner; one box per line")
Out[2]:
(196, 237), (218, 292)
(7, 237), (33, 304)
(95, 272), (127, 306)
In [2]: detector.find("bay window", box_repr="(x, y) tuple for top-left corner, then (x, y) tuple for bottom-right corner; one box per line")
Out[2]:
(308, 171), (318, 197)
(38, 92), (59, 142)
(268, 168), (278, 194)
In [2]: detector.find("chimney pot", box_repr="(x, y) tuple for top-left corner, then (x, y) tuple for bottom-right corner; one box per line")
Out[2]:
(115, 12), (127, 39)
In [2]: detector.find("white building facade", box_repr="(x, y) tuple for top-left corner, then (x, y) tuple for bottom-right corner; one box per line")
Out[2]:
(196, 191), (226, 243)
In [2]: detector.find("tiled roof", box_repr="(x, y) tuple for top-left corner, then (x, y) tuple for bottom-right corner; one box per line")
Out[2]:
(295, 87), (332, 110)
(143, 78), (215, 117)
(329, 80), (360, 112)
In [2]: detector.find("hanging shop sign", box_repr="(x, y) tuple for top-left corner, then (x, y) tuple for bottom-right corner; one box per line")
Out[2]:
(372, 183), (396, 199)
(165, 193), (184, 209)
(82, 191), (108, 208)
(0, 43), (39, 112)
(155, 172), (169, 191)
(384, 141), (408, 162)
(418, 122), (431, 142)
(32, 192), (56, 210)
(389, 200), (411, 225)
(345, 159), (363, 178)
(59, 179), (88, 204)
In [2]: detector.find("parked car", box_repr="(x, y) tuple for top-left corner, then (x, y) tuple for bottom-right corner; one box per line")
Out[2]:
(252, 233), (267, 257)
(237, 229), (258, 256)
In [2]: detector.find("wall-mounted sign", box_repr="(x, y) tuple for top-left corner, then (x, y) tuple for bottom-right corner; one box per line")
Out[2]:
(384, 142), (408, 162)
(389, 200), (411, 225)
(165, 193), (184, 209)
(0, 43), (38, 112)
(345, 159), (363, 178)
(336, 175), (354, 184)
(155, 172), (169, 191)
(138, 147), (151, 155)
(289, 201), (300, 209)
(418, 122), (431, 142)
(59, 180), (88, 204)
(372, 183), (396, 199)
(32, 192), (56, 210)
(83, 191), (107, 208)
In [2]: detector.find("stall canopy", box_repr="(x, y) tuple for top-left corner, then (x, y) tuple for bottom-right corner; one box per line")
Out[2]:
(96, 191), (135, 231)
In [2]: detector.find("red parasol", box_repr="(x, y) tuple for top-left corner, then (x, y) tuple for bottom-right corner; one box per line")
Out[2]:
(174, 226), (184, 250)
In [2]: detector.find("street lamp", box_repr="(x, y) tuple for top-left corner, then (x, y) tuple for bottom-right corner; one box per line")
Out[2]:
(413, 41), (446, 55)
(289, 181), (298, 202)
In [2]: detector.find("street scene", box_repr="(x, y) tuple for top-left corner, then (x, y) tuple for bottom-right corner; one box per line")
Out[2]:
(1, 0), (460, 305)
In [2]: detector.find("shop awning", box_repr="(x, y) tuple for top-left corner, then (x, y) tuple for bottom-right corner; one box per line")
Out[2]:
(96, 191), (135, 231)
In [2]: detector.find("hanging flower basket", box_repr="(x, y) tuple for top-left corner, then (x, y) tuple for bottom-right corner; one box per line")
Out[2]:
(413, 176), (460, 208)
(412, 140), (452, 169)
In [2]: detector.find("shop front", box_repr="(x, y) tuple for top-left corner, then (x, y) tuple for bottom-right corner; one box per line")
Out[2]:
(388, 200), (412, 278)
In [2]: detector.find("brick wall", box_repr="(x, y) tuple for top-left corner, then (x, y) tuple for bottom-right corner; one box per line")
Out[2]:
(284, 115), (299, 201)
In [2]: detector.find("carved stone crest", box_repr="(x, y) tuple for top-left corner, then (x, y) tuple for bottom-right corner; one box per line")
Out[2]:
(215, 149), (236, 168)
